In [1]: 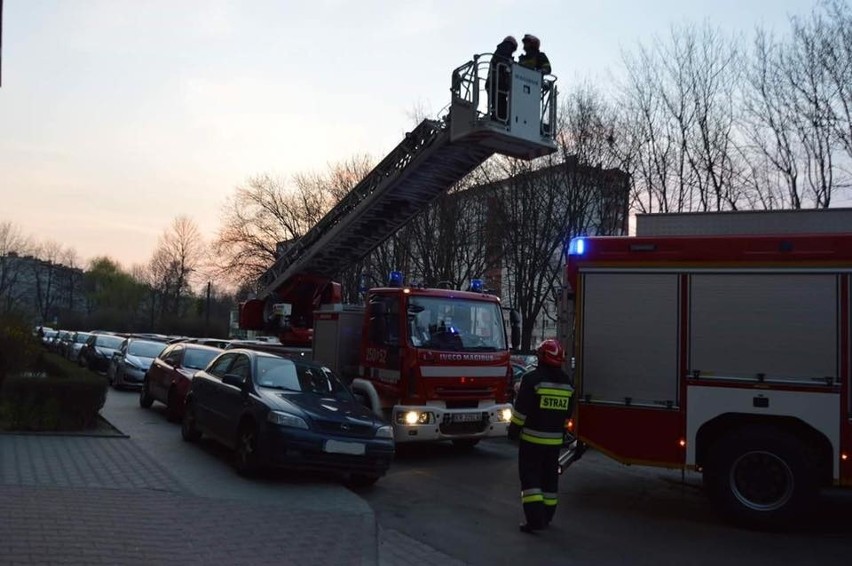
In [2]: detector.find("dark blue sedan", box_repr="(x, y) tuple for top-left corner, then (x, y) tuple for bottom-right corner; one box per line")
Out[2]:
(182, 349), (394, 485)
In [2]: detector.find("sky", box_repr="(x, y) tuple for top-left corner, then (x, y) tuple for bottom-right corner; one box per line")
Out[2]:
(0, 0), (822, 269)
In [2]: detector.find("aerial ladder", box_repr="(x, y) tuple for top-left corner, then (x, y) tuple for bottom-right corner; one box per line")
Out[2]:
(240, 55), (559, 343)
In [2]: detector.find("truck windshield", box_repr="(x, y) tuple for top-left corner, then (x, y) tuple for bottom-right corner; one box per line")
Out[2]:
(407, 296), (507, 352)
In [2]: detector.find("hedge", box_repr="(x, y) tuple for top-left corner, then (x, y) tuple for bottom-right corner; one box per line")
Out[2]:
(0, 353), (108, 432)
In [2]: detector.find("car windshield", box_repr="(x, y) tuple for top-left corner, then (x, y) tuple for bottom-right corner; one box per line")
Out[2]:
(97, 335), (123, 349)
(183, 348), (220, 370)
(255, 357), (353, 401)
(128, 341), (165, 358)
(75, 333), (92, 343)
(407, 296), (507, 352)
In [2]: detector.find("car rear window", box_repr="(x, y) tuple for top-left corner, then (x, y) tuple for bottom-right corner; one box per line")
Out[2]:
(128, 341), (165, 358)
(183, 348), (220, 370)
(97, 335), (123, 349)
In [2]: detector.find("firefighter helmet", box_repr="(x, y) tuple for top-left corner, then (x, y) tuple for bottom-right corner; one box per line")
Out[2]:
(504, 35), (518, 49)
(536, 339), (564, 367)
(522, 34), (540, 50)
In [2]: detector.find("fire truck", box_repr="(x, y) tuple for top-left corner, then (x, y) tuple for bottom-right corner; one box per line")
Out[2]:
(240, 55), (558, 444)
(562, 208), (852, 526)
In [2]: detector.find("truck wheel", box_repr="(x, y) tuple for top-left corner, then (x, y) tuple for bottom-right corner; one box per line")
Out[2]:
(704, 426), (817, 528)
(451, 439), (480, 450)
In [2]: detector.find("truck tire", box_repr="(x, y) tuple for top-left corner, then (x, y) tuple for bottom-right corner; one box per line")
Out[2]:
(704, 426), (818, 529)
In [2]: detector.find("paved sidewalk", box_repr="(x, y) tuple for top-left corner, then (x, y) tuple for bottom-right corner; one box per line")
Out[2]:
(0, 434), (375, 565)
(0, 389), (469, 565)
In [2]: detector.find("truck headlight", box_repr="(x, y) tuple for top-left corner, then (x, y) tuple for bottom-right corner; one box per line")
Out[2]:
(375, 426), (393, 439)
(395, 411), (434, 425)
(497, 408), (513, 423)
(267, 411), (309, 430)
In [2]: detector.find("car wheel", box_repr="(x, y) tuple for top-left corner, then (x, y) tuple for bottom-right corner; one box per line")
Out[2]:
(181, 401), (202, 442)
(346, 474), (380, 488)
(704, 426), (818, 529)
(451, 439), (480, 450)
(166, 387), (181, 423)
(234, 422), (262, 476)
(139, 378), (154, 409)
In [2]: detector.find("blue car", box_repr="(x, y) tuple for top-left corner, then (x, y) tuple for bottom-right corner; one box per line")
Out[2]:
(182, 348), (394, 485)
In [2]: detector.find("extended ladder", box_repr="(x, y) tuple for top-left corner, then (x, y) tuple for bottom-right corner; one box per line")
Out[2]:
(257, 55), (558, 301)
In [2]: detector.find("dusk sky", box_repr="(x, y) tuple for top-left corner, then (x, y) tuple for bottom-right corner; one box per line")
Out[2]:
(0, 0), (820, 269)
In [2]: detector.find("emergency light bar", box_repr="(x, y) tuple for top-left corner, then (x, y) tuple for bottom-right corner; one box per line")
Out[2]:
(388, 271), (404, 287)
(567, 238), (586, 256)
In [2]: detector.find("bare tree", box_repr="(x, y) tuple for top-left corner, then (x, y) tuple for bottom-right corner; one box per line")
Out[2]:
(149, 216), (205, 319)
(742, 29), (803, 209)
(821, 0), (852, 161)
(0, 221), (32, 314)
(783, 10), (839, 207)
(214, 157), (375, 291)
(405, 181), (491, 290)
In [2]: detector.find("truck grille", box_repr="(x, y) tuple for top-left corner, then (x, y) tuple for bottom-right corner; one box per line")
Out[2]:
(439, 413), (489, 435)
(434, 387), (495, 398)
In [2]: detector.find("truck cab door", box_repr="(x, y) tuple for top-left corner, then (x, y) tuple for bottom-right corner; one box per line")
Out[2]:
(364, 294), (402, 389)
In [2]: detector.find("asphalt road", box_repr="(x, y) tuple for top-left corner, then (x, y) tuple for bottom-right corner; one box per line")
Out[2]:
(361, 439), (852, 566)
(102, 387), (851, 565)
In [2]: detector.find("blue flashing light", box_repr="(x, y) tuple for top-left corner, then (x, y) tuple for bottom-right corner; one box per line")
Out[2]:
(470, 278), (484, 293)
(388, 271), (404, 287)
(568, 238), (586, 256)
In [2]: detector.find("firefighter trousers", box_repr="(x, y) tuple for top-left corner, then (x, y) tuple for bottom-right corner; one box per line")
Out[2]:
(518, 440), (560, 528)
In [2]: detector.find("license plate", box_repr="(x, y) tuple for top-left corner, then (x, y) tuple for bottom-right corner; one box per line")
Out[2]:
(324, 440), (366, 456)
(452, 413), (482, 423)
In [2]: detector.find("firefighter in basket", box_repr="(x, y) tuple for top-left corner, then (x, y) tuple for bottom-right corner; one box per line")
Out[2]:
(508, 339), (574, 533)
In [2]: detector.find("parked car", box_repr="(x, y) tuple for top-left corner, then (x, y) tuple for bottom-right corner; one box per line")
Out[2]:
(66, 332), (93, 363)
(51, 330), (72, 356)
(40, 329), (58, 348)
(224, 339), (310, 359)
(109, 338), (166, 389)
(508, 361), (530, 404)
(140, 343), (222, 422)
(191, 338), (234, 349)
(79, 333), (124, 371)
(42, 330), (71, 353)
(182, 349), (394, 484)
(510, 353), (538, 368)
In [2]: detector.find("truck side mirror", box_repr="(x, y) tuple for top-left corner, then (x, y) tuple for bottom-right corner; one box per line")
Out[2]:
(509, 309), (521, 351)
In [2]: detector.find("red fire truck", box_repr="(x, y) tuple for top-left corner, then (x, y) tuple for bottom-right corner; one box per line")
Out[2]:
(240, 55), (558, 444)
(562, 208), (852, 526)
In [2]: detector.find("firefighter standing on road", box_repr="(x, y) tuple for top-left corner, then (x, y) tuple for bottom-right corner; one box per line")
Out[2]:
(508, 339), (573, 533)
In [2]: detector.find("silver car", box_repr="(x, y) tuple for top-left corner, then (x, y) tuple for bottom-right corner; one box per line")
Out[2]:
(66, 332), (93, 363)
(108, 338), (166, 389)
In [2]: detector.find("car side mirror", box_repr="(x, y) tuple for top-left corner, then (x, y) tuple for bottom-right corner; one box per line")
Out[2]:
(222, 373), (248, 389)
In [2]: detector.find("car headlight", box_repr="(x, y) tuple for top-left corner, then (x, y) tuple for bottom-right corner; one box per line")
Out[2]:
(497, 407), (513, 423)
(375, 426), (393, 439)
(267, 411), (309, 430)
